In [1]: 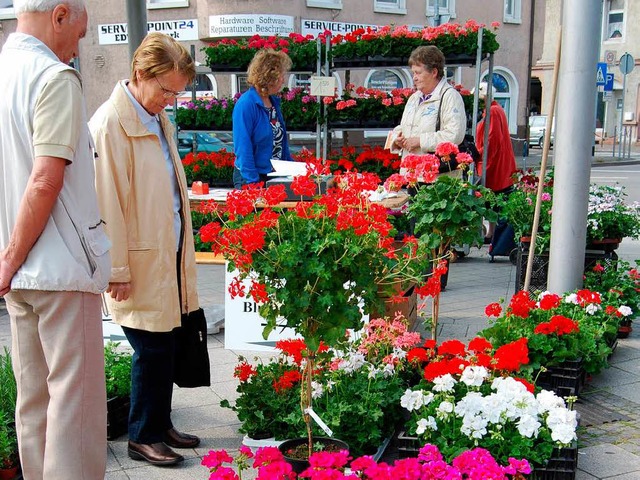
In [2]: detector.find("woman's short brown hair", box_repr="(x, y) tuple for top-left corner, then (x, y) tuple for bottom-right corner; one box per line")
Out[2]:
(130, 32), (195, 85)
(246, 49), (292, 93)
(408, 45), (445, 80)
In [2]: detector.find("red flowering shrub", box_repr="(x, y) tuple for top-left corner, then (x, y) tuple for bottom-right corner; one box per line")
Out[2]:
(480, 289), (619, 375)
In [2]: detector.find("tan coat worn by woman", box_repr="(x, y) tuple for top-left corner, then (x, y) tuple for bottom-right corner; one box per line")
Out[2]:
(90, 82), (199, 331)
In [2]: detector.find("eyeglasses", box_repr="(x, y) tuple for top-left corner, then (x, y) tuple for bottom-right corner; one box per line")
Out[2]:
(154, 76), (183, 99)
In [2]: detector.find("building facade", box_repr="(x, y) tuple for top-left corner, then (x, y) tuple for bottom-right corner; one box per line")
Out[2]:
(0, 0), (542, 137)
(532, 0), (639, 143)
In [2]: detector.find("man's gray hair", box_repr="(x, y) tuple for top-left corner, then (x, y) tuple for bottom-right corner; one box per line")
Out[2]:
(14, 0), (85, 16)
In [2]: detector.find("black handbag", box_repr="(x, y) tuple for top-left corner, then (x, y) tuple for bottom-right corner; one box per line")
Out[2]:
(174, 308), (211, 388)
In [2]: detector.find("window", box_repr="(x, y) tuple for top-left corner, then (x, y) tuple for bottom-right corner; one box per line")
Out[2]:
(306, 0), (343, 9)
(0, 1), (15, 20)
(374, 0), (407, 15)
(503, 0), (522, 24)
(147, 0), (188, 9)
(426, 0), (456, 21)
(606, 11), (624, 40)
(481, 69), (519, 134)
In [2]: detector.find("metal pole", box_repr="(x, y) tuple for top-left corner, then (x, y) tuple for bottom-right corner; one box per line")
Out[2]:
(126, 0), (147, 61)
(547, 0), (602, 293)
(618, 70), (627, 160)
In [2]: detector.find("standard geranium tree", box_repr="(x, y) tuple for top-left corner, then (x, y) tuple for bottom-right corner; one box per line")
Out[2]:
(201, 164), (442, 457)
(385, 143), (498, 340)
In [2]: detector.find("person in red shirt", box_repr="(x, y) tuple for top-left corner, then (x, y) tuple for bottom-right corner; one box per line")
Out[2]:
(475, 82), (517, 240)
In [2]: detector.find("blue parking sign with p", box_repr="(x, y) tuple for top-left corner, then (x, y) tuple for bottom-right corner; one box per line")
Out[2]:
(604, 73), (614, 92)
(596, 62), (607, 85)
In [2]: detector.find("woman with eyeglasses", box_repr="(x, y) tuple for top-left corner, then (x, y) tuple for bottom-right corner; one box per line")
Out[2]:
(89, 32), (201, 467)
(232, 48), (294, 188)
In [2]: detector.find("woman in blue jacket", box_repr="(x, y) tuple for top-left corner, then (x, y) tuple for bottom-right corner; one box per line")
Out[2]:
(232, 49), (294, 188)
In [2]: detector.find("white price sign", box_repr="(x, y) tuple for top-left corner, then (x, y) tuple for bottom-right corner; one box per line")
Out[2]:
(310, 76), (336, 97)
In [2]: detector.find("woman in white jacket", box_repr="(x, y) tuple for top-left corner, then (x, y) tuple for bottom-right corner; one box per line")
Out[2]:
(390, 45), (466, 160)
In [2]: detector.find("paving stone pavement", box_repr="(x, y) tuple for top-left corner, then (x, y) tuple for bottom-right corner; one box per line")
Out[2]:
(1, 240), (640, 479)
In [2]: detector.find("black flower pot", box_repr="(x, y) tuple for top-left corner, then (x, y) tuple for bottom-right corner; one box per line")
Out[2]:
(278, 437), (349, 474)
(106, 395), (130, 440)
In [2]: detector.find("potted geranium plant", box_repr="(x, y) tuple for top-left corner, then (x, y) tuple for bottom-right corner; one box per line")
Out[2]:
(175, 95), (237, 131)
(329, 21), (500, 65)
(384, 143), (498, 339)
(324, 144), (401, 183)
(480, 289), (619, 385)
(201, 167), (440, 460)
(584, 260), (639, 338)
(222, 314), (423, 458)
(202, 444), (531, 480)
(0, 412), (18, 480)
(104, 342), (132, 440)
(203, 33), (325, 72)
(182, 150), (235, 187)
(399, 337), (579, 473)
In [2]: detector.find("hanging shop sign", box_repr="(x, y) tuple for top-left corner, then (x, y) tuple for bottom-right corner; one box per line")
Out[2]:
(301, 19), (378, 37)
(209, 14), (294, 38)
(98, 19), (198, 45)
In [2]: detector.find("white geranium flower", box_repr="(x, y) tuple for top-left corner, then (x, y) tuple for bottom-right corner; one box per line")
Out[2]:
(381, 363), (395, 377)
(536, 389), (565, 413)
(433, 374), (457, 392)
(400, 389), (424, 411)
(415, 416), (438, 435)
(618, 305), (633, 317)
(436, 400), (454, 419)
(393, 347), (407, 360)
(339, 352), (366, 373)
(460, 366), (489, 387)
(517, 414), (541, 438)
(585, 303), (601, 315)
(311, 381), (324, 399)
(564, 293), (579, 305)
(546, 407), (578, 444)
(455, 391), (485, 418)
(460, 414), (488, 439)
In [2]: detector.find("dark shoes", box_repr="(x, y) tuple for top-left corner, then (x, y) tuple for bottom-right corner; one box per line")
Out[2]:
(163, 427), (201, 449)
(128, 441), (184, 466)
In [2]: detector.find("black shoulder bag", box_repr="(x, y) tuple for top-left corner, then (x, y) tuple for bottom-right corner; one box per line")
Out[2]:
(436, 88), (481, 173)
(174, 307), (211, 388)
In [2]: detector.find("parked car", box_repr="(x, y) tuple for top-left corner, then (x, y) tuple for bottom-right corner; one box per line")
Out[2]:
(177, 132), (234, 158)
(528, 115), (554, 148)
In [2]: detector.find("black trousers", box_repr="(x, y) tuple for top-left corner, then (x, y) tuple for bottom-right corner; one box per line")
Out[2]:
(122, 326), (176, 444)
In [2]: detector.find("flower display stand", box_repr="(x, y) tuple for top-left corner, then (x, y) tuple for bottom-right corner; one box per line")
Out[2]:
(515, 242), (618, 294)
(536, 359), (586, 398)
(396, 430), (577, 479)
(106, 395), (130, 440)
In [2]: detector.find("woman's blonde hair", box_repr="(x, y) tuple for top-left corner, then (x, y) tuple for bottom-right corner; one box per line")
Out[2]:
(247, 49), (292, 94)
(130, 32), (195, 85)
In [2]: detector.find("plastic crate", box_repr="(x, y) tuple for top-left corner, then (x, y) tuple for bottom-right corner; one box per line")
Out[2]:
(397, 430), (577, 480)
(536, 359), (586, 397)
(516, 245), (617, 294)
(531, 443), (578, 480)
(107, 395), (130, 440)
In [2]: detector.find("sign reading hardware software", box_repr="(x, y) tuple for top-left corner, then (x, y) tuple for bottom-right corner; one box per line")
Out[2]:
(209, 14), (294, 38)
(98, 19), (198, 45)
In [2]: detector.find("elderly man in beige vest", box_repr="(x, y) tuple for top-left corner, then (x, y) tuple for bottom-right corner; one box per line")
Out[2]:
(0, 1), (111, 478)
